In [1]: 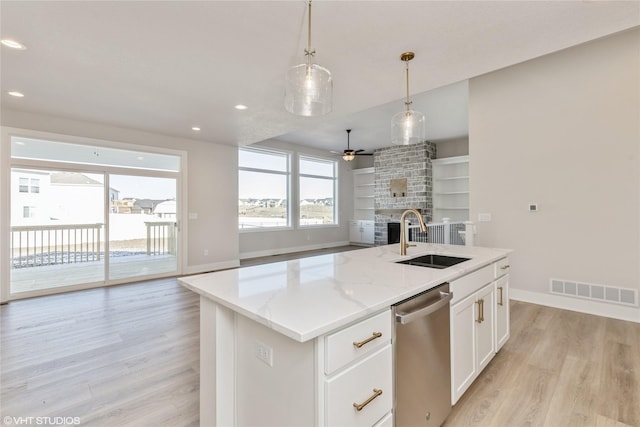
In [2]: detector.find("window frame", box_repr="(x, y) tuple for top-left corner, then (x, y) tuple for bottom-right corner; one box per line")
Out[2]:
(238, 147), (292, 232)
(297, 154), (338, 228)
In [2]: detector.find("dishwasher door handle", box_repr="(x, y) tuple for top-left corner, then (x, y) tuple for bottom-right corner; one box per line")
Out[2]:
(395, 291), (453, 324)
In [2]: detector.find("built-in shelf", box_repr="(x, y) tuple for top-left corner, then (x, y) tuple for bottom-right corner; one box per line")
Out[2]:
(351, 168), (375, 245)
(353, 167), (375, 221)
(432, 156), (469, 222)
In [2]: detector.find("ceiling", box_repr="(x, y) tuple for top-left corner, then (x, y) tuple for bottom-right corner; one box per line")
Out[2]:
(1, 1), (638, 154)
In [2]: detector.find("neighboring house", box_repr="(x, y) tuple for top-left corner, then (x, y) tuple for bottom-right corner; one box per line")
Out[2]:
(10, 170), (106, 226)
(153, 200), (176, 219)
(132, 199), (159, 215)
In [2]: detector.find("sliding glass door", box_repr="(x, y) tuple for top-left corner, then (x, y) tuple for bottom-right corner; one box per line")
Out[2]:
(9, 135), (182, 297)
(108, 175), (178, 281)
(10, 168), (106, 293)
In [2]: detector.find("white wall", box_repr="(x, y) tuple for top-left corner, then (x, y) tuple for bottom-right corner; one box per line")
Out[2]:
(1, 111), (239, 282)
(435, 137), (469, 159)
(239, 138), (352, 259)
(469, 28), (640, 321)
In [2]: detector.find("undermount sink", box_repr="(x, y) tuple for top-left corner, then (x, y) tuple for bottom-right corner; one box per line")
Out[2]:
(396, 254), (470, 269)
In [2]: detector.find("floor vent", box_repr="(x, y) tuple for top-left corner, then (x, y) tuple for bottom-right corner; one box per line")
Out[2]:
(550, 279), (638, 307)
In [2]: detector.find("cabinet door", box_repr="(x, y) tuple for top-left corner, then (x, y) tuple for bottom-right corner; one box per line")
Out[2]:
(362, 221), (375, 245)
(349, 220), (362, 243)
(495, 275), (510, 351)
(476, 283), (495, 372)
(450, 292), (477, 404)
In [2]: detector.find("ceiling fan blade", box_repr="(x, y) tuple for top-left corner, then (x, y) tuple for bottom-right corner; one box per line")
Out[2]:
(355, 149), (364, 153)
(355, 153), (374, 156)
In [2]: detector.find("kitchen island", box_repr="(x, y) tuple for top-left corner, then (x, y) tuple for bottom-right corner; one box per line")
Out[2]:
(179, 242), (511, 426)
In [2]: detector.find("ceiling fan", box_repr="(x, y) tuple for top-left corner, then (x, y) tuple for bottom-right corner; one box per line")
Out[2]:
(331, 129), (373, 162)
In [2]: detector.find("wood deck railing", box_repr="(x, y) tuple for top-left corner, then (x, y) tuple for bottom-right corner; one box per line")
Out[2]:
(11, 221), (177, 268)
(11, 223), (103, 268)
(144, 221), (177, 255)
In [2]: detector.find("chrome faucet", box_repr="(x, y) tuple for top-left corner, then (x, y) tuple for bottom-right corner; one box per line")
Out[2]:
(399, 209), (427, 256)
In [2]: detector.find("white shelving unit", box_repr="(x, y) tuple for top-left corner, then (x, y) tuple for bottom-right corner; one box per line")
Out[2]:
(352, 167), (374, 221)
(432, 156), (469, 222)
(351, 167), (375, 245)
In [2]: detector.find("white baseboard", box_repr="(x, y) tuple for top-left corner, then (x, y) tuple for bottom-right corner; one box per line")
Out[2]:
(240, 241), (351, 260)
(510, 288), (640, 323)
(182, 259), (240, 276)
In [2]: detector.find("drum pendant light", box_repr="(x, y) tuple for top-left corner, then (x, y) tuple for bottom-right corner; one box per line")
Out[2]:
(391, 52), (425, 145)
(285, 0), (332, 117)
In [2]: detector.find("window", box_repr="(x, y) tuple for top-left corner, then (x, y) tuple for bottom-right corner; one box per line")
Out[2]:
(30, 178), (40, 194)
(19, 178), (28, 193)
(239, 147), (290, 229)
(299, 156), (337, 226)
(22, 206), (35, 218)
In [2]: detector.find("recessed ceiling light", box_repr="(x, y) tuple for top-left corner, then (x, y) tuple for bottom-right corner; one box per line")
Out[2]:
(235, 104), (248, 110)
(137, 156), (144, 161)
(1, 39), (27, 50)
(8, 91), (24, 97)
(192, 127), (201, 131)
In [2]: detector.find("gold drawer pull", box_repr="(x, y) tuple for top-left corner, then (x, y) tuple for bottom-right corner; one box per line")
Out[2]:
(353, 332), (382, 348)
(353, 388), (383, 411)
(476, 300), (482, 323)
(498, 286), (504, 306)
(500, 265), (510, 270)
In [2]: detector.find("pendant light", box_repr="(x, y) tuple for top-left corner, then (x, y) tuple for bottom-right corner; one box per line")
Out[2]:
(285, 0), (332, 117)
(391, 52), (425, 145)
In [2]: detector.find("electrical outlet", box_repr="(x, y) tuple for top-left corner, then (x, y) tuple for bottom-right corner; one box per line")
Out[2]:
(203, 249), (209, 256)
(255, 341), (273, 367)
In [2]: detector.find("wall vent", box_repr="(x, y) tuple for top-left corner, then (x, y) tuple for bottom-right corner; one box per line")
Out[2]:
(550, 279), (638, 307)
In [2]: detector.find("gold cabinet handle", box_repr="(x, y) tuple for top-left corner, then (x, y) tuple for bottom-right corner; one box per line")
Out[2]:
(476, 300), (482, 323)
(500, 265), (510, 270)
(353, 332), (382, 349)
(498, 286), (504, 306)
(353, 388), (383, 412)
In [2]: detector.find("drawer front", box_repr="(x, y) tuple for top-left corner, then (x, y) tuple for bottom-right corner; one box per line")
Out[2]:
(325, 310), (391, 375)
(495, 257), (511, 278)
(450, 264), (495, 304)
(325, 345), (393, 427)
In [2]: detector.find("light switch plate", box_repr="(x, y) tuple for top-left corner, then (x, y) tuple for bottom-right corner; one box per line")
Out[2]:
(478, 213), (492, 222)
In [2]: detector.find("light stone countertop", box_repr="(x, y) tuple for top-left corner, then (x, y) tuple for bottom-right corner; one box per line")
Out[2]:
(178, 243), (511, 342)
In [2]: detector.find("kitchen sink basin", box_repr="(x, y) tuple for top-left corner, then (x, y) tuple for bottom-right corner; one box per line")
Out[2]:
(396, 254), (470, 269)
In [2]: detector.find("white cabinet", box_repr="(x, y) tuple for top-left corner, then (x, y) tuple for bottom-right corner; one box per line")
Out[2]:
(228, 307), (393, 427)
(432, 156), (469, 222)
(353, 167), (375, 221)
(322, 309), (393, 427)
(325, 346), (393, 427)
(450, 281), (495, 404)
(449, 256), (511, 405)
(350, 220), (374, 245)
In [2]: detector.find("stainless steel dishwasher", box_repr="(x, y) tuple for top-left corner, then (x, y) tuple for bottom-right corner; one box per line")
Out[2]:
(393, 282), (453, 426)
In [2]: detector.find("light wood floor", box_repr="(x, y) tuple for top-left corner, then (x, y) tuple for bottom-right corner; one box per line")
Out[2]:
(2, 250), (639, 426)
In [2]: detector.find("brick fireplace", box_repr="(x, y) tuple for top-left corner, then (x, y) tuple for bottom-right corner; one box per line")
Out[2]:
(373, 141), (436, 245)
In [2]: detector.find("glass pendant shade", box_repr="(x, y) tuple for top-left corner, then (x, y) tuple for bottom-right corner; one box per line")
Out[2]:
(391, 109), (426, 145)
(391, 51), (425, 145)
(285, 63), (332, 116)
